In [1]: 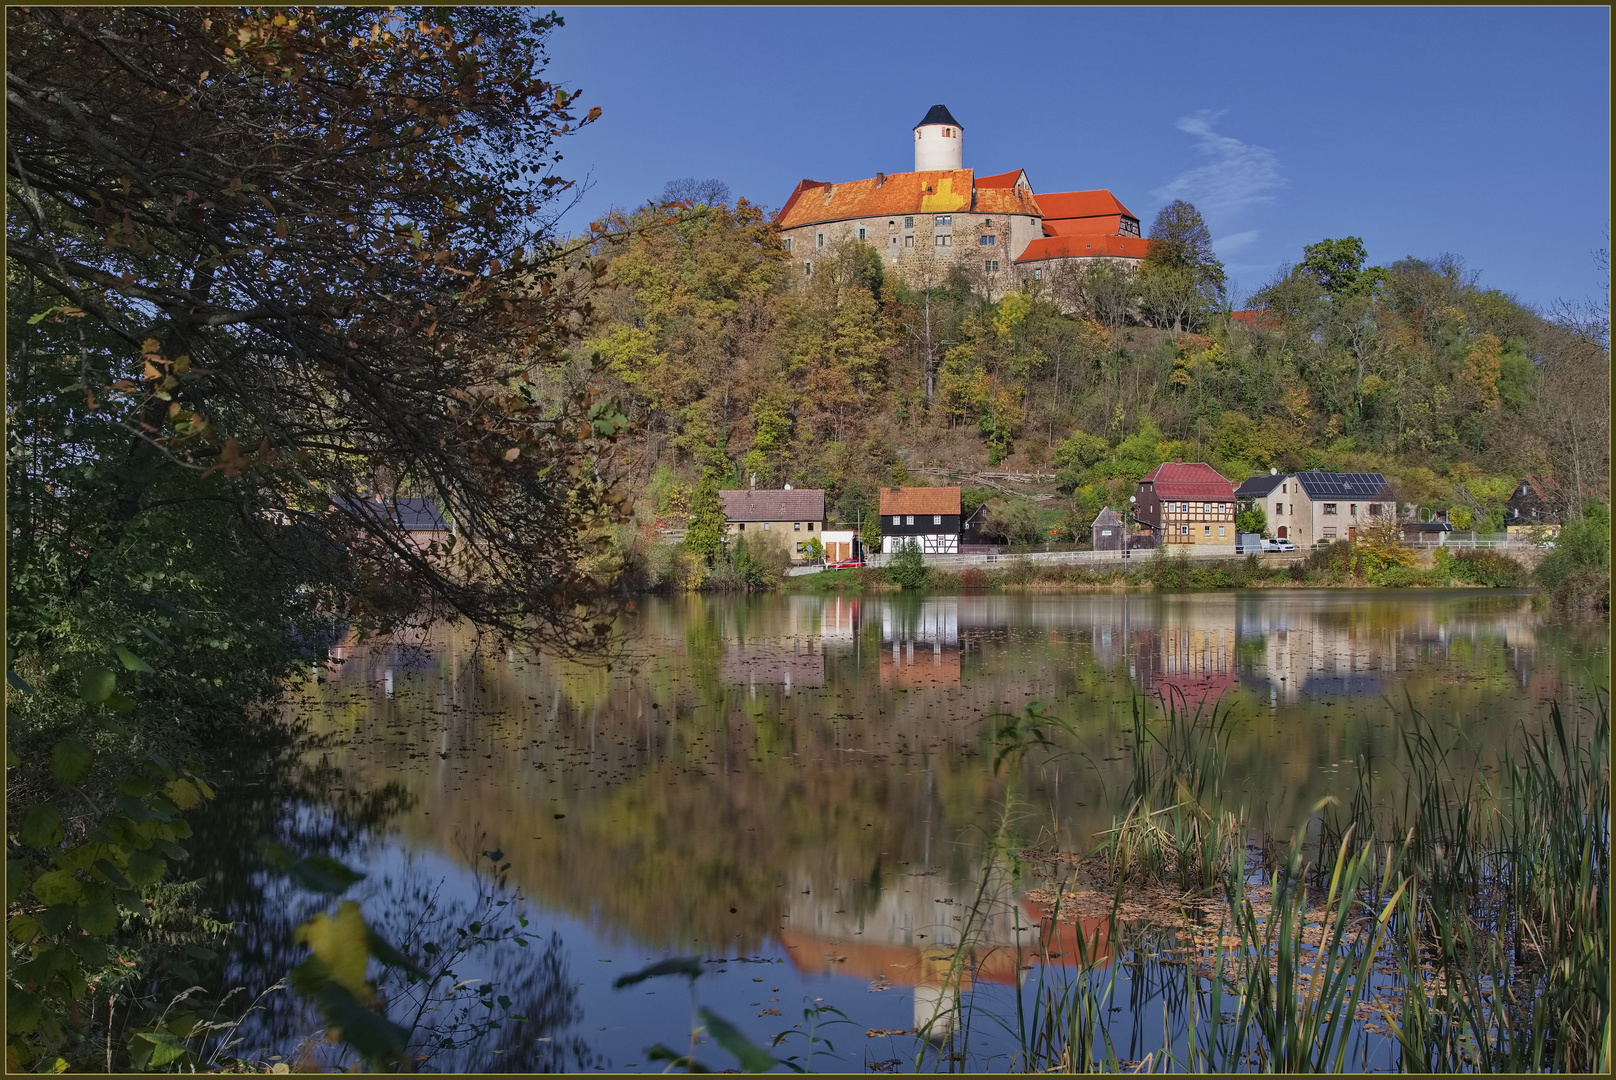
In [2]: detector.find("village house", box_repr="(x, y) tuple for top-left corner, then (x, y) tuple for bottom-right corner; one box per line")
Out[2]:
(718, 487), (826, 564)
(333, 494), (452, 552)
(1133, 463), (1238, 551)
(1090, 506), (1124, 552)
(1504, 475), (1564, 539)
(878, 486), (962, 554)
(1279, 473), (1398, 547)
(778, 105), (1149, 303)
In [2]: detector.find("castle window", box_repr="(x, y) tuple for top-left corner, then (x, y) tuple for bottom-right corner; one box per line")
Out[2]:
(816, 232), (824, 249)
(934, 235), (951, 247)
(980, 235), (996, 246)
(984, 260), (999, 272)
(891, 236), (898, 247)
(905, 236), (915, 248)
(804, 262), (811, 277)
(1034, 269), (1042, 280)
(983, 218), (993, 226)
(783, 237), (792, 252)
(858, 227), (866, 240)
(904, 216), (914, 228)
(937, 215), (951, 226)
(944, 127), (954, 137)
(888, 220), (897, 229)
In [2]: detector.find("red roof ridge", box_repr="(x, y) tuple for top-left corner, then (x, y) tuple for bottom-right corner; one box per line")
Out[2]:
(1015, 234), (1151, 263)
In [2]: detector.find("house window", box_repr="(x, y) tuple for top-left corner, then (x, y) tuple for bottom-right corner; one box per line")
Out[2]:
(1323, 503), (1338, 515)
(1034, 269), (1042, 280)
(816, 232), (824, 249)
(1281, 483), (1287, 493)
(796, 542), (805, 554)
(858, 227), (866, 240)
(794, 522), (801, 531)
(933, 514), (942, 525)
(1350, 503), (1358, 517)
(904, 216), (914, 228)
(890, 516), (899, 526)
(783, 237), (792, 252)
(1368, 504), (1383, 517)
(1204, 524), (1211, 536)
(980, 235), (996, 246)
(763, 522), (770, 530)
(906, 515), (914, 525)
(984, 260), (999, 272)
(1203, 503), (1212, 514)
(737, 522), (745, 531)
(1181, 503), (1189, 513)
(1180, 525), (1189, 536)
(937, 216), (951, 226)
(808, 522), (815, 531)
(1275, 503), (1283, 516)
(1101, 529), (1112, 537)
(1323, 527), (1337, 539)
(935, 235), (951, 247)
(1218, 525), (1226, 536)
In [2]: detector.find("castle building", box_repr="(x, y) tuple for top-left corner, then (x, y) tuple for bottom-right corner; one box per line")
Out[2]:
(778, 104), (1151, 299)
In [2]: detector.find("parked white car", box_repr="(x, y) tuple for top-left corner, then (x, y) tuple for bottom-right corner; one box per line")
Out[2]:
(1263, 539), (1297, 552)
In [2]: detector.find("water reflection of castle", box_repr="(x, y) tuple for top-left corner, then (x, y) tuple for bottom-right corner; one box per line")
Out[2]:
(711, 594), (1546, 706)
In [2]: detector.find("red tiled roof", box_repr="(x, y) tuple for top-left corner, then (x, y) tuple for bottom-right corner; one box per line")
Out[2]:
(1015, 234), (1151, 262)
(1230, 308), (1280, 330)
(777, 169), (1040, 229)
(1140, 463), (1236, 501)
(1044, 216), (1126, 236)
(879, 486), (961, 515)
(1035, 189), (1137, 220)
(974, 168), (1028, 189)
(718, 489), (825, 522)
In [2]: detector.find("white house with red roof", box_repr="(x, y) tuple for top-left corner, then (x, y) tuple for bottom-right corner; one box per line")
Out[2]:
(778, 105), (1150, 301)
(1133, 463), (1238, 550)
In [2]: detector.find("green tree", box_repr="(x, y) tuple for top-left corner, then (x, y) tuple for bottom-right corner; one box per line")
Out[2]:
(682, 471), (726, 566)
(1236, 503), (1268, 536)
(887, 540), (928, 590)
(1300, 237), (1384, 300)
(1142, 200), (1227, 329)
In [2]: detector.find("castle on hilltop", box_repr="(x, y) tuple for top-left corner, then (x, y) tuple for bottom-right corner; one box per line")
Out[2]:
(779, 105), (1151, 299)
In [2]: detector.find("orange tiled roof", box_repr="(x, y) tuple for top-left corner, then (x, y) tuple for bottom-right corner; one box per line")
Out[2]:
(777, 170), (1040, 229)
(1036, 189), (1137, 220)
(879, 486), (961, 515)
(1015, 234), (1151, 262)
(974, 168), (1027, 189)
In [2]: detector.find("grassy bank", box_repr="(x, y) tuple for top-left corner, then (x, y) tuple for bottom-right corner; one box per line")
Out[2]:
(787, 546), (1535, 594)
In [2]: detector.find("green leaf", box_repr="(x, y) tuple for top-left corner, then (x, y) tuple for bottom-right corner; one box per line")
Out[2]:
(317, 986), (409, 1064)
(125, 850), (166, 887)
(115, 776), (155, 797)
(366, 928), (425, 979)
(77, 666), (116, 704)
(613, 955), (704, 989)
(134, 1031), (189, 1068)
(8, 986), (43, 1035)
(104, 692), (136, 714)
(20, 804), (64, 849)
(291, 854), (366, 895)
(50, 738), (93, 786)
(78, 894), (119, 935)
(32, 870), (83, 906)
(294, 901), (372, 996)
(114, 647), (154, 673)
(700, 1007), (786, 1073)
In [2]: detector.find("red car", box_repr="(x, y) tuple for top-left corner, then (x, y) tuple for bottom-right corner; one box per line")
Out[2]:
(830, 558), (865, 569)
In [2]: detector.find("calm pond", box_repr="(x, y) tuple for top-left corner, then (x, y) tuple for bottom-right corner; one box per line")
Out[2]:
(206, 590), (1607, 1072)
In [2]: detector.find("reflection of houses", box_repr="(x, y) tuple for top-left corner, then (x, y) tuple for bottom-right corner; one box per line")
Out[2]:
(880, 599), (962, 686)
(777, 859), (1112, 1036)
(720, 644), (824, 691)
(1129, 599), (1237, 709)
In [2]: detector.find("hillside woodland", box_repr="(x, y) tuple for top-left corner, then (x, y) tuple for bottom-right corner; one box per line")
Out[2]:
(577, 196), (1608, 557)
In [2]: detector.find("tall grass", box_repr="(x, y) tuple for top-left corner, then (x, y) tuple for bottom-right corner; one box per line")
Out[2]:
(929, 691), (1608, 1073)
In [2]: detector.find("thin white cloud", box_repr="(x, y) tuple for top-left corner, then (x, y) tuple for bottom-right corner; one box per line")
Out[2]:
(1214, 229), (1261, 255)
(1153, 111), (1282, 225)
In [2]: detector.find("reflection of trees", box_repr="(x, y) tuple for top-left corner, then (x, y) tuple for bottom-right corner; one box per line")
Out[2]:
(294, 595), (1602, 977)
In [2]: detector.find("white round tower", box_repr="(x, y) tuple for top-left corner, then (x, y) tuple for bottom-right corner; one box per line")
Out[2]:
(913, 104), (963, 172)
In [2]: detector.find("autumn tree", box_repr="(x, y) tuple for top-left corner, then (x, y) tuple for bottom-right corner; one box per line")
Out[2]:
(1141, 200), (1226, 331)
(6, 6), (627, 647)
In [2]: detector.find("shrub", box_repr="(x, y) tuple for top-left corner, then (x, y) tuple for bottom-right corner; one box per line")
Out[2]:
(1450, 549), (1528, 587)
(1535, 503), (1612, 610)
(887, 540), (929, 590)
(959, 566), (991, 590)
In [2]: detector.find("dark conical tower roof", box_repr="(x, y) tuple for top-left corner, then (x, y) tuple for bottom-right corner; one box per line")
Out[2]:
(913, 104), (963, 130)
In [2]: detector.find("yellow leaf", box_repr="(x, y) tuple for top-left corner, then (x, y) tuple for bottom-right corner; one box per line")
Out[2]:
(165, 778), (202, 811)
(295, 901), (373, 998)
(142, 338), (162, 355)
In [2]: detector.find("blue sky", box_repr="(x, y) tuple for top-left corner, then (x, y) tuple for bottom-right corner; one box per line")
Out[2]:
(546, 7), (1609, 310)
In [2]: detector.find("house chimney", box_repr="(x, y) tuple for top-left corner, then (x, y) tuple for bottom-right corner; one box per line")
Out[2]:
(876, 172), (885, 187)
